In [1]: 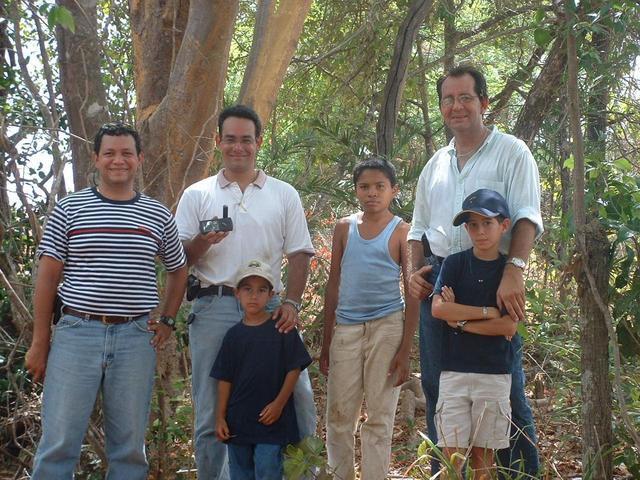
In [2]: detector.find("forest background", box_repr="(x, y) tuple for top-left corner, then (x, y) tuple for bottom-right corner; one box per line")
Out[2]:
(1, 0), (639, 478)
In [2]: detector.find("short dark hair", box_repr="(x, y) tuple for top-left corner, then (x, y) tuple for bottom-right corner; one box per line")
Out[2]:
(353, 156), (397, 186)
(218, 104), (262, 138)
(94, 122), (142, 155)
(436, 65), (489, 105)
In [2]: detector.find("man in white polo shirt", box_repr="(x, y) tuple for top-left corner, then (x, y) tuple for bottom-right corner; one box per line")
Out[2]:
(175, 104), (315, 479)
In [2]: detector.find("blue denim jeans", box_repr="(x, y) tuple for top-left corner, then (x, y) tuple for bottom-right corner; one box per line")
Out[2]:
(189, 294), (317, 479)
(419, 261), (540, 477)
(227, 443), (283, 480)
(31, 313), (156, 480)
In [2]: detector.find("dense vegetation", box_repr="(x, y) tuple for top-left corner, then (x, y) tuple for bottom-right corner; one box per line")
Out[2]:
(1, 0), (639, 478)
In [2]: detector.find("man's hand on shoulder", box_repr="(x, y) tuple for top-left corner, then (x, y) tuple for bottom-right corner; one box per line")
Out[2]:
(497, 264), (526, 322)
(408, 265), (434, 300)
(25, 341), (50, 383)
(273, 302), (298, 333)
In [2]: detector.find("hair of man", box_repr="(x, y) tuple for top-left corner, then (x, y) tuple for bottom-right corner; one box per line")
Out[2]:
(352, 155), (398, 186)
(436, 64), (489, 105)
(217, 104), (263, 138)
(93, 122), (142, 155)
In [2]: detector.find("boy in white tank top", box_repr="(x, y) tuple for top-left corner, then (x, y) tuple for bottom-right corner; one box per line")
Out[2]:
(320, 156), (419, 480)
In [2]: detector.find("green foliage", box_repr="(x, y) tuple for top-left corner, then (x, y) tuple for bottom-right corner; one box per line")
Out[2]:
(284, 436), (333, 479)
(46, 5), (75, 33)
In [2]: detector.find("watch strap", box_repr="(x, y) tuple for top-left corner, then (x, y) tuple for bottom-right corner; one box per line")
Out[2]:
(159, 315), (176, 330)
(282, 298), (302, 313)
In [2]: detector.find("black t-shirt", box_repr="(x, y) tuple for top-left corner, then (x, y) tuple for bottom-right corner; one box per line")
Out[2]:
(210, 319), (312, 445)
(434, 248), (515, 374)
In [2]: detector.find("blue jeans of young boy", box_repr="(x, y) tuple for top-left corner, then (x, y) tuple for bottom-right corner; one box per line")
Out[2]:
(31, 313), (156, 480)
(419, 261), (540, 478)
(227, 443), (283, 480)
(189, 294), (317, 480)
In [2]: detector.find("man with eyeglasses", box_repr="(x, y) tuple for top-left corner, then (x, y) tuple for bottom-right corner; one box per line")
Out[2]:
(408, 65), (543, 477)
(26, 122), (187, 478)
(174, 104), (316, 479)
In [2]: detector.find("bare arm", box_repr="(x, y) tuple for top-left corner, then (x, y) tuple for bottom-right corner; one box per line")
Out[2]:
(148, 264), (188, 350)
(432, 294), (501, 322)
(319, 221), (347, 376)
(408, 239), (433, 300)
(498, 219), (537, 321)
(25, 255), (64, 382)
(273, 251), (312, 332)
(448, 315), (517, 337)
(259, 368), (301, 425)
(389, 224), (419, 386)
(215, 380), (232, 440)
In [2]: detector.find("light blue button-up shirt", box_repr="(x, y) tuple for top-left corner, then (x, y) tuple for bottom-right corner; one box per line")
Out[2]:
(408, 127), (543, 257)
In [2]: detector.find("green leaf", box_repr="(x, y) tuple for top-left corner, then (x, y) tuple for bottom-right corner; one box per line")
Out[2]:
(614, 158), (633, 172)
(533, 28), (552, 47)
(534, 9), (546, 24)
(48, 6), (76, 33)
(563, 155), (575, 171)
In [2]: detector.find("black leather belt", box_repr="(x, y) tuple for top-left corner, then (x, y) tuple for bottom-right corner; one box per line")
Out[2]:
(62, 307), (141, 324)
(196, 285), (235, 298)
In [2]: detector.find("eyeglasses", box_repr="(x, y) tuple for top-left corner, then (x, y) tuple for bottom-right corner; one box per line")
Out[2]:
(441, 94), (478, 107)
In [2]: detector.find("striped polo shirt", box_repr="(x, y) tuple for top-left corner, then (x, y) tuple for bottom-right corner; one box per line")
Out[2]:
(37, 187), (186, 316)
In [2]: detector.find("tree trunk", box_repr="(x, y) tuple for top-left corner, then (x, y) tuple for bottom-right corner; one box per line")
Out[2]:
(566, 11), (613, 479)
(580, 27), (613, 479)
(129, 0), (190, 121)
(56, 0), (110, 190)
(513, 35), (566, 146)
(131, 0), (239, 207)
(375, 0), (432, 157)
(238, 0), (313, 124)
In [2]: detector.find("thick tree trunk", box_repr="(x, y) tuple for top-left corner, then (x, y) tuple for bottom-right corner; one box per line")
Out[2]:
(238, 0), (313, 125)
(513, 35), (567, 146)
(129, 0), (190, 121)
(375, 0), (431, 157)
(131, 0), (239, 207)
(56, 0), (110, 190)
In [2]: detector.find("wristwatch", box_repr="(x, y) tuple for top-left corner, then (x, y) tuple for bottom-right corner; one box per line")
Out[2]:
(282, 298), (302, 313)
(506, 257), (527, 270)
(456, 320), (468, 332)
(159, 315), (176, 330)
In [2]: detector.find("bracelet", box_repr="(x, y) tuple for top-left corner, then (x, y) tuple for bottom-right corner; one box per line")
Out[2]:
(482, 306), (488, 319)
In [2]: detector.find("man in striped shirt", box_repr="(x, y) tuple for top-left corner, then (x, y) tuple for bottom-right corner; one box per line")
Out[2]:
(26, 122), (187, 479)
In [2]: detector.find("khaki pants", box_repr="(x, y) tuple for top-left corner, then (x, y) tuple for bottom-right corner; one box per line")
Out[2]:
(326, 311), (403, 480)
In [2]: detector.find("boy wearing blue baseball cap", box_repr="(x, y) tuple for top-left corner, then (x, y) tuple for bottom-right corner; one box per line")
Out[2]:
(431, 189), (519, 478)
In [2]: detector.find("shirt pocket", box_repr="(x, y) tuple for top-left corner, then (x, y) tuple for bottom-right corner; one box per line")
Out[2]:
(468, 179), (506, 198)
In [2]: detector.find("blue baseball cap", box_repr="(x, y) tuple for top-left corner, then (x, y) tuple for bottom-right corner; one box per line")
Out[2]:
(452, 189), (510, 226)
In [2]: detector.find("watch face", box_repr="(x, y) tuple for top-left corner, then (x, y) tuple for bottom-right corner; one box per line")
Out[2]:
(161, 316), (175, 327)
(509, 257), (526, 268)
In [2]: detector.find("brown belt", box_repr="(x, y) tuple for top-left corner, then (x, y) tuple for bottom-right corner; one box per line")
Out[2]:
(62, 307), (141, 325)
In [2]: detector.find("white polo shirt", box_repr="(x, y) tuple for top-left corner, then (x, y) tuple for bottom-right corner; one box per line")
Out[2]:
(175, 170), (314, 293)
(408, 127), (543, 257)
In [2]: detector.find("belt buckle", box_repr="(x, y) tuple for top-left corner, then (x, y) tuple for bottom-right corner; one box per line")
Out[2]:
(100, 315), (110, 325)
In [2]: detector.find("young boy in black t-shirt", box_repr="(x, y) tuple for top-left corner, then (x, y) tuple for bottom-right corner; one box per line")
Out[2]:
(431, 189), (519, 478)
(211, 260), (311, 480)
